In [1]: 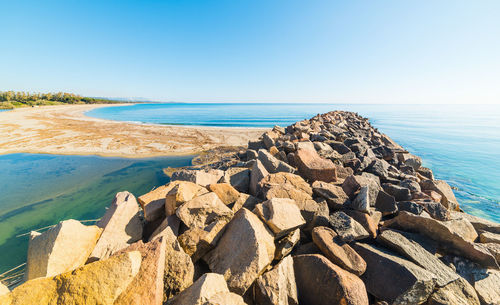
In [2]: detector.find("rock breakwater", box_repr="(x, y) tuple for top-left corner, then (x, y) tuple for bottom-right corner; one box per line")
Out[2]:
(1, 111), (499, 305)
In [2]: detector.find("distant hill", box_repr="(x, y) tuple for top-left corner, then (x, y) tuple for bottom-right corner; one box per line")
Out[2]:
(0, 91), (124, 109)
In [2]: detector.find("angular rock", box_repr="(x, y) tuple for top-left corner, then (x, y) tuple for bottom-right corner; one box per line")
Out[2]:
(375, 190), (397, 215)
(295, 148), (337, 182)
(450, 211), (500, 234)
(345, 186), (370, 213)
(293, 254), (369, 305)
(249, 159), (269, 196)
(165, 181), (209, 216)
(149, 214), (181, 241)
(400, 179), (421, 193)
(88, 191), (143, 262)
(480, 242), (500, 263)
(25, 219), (102, 280)
(312, 226), (367, 275)
(231, 193), (261, 212)
(397, 201), (424, 215)
(342, 175), (380, 206)
(420, 180), (459, 210)
(417, 167), (434, 180)
(312, 180), (349, 209)
(344, 209), (378, 239)
(171, 169), (224, 187)
(176, 192), (233, 229)
(203, 292), (247, 305)
(0, 283), (8, 297)
(377, 229), (459, 287)
(167, 273), (230, 305)
(384, 211), (498, 268)
(178, 218), (228, 262)
(365, 159), (390, 179)
(207, 183), (240, 205)
(221, 167), (250, 193)
(255, 256), (298, 305)
(205, 209), (275, 295)
(480, 232), (500, 244)
(404, 156), (422, 171)
(3, 251), (141, 305)
(254, 198), (305, 238)
(138, 182), (179, 222)
(258, 149), (295, 174)
(260, 182), (313, 203)
(473, 269), (500, 305)
(416, 200), (450, 221)
(352, 243), (437, 305)
(328, 211), (369, 242)
(274, 229), (300, 260)
(426, 277), (480, 305)
(114, 238), (166, 305)
(382, 183), (411, 201)
(295, 199), (329, 233)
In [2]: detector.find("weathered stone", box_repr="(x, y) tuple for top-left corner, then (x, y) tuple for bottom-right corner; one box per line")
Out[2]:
(221, 167), (250, 193)
(274, 229), (300, 260)
(295, 141), (315, 151)
(203, 292), (247, 305)
(165, 181), (209, 216)
(295, 148), (337, 182)
(480, 232), (500, 244)
(473, 269), (500, 305)
(0, 283), (9, 297)
(114, 238), (166, 305)
(149, 214), (181, 241)
(352, 243), (437, 305)
(365, 159), (390, 179)
(176, 192), (233, 229)
(312, 226), (366, 275)
(382, 183), (412, 201)
(400, 179), (421, 193)
(258, 149), (296, 174)
(262, 132), (277, 149)
(2, 251), (141, 305)
(384, 211), (498, 268)
(397, 201), (424, 215)
(375, 190), (397, 214)
(480, 242), (500, 263)
(450, 211), (500, 234)
(207, 183), (240, 205)
(260, 182), (313, 203)
(88, 191), (143, 262)
(345, 186), (370, 213)
(422, 190), (443, 202)
(420, 180), (459, 210)
(295, 199), (329, 233)
(231, 193), (261, 212)
(138, 182), (179, 222)
(254, 198), (305, 238)
(178, 219), (228, 262)
(344, 209), (378, 239)
(249, 159), (269, 196)
(312, 180), (349, 209)
(205, 209), (275, 295)
(255, 256), (298, 305)
(377, 229), (458, 287)
(171, 169), (224, 187)
(404, 156), (422, 171)
(327, 141), (352, 154)
(293, 254), (369, 305)
(25, 219), (102, 280)
(426, 277), (480, 305)
(328, 211), (369, 242)
(258, 172), (313, 199)
(416, 200), (450, 221)
(342, 175), (380, 206)
(167, 273), (230, 305)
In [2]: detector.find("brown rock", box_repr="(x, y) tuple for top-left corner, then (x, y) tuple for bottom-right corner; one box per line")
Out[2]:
(312, 180), (349, 210)
(171, 169), (224, 187)
(255, 255), (298, 305)
(328, 211), (369, 242)
(231, 193), (261, 212)
(293, 254), (369, 305)
(203, 292), (247, 305)
(254, 198), (306, 238)
(178, 218), (229, 262)
(258, 172), (313, 203)
(25, 219), (102, 280)
(221, 167), (250, 193)
(274, 229), (300, 260)
(249, 159), (269, 196)
(207, 183), (240, 205)
(205, 209), (275, 295)
(295, 199), (329, 233)
(138, 182), (179, 222)
(165, 181), (209, 216)
(344, 209), (378, 239)
(342, 175), (380, 206)
(176, 192), (234, 229)
(312, 226), (366, 275)
(295, 148), (337, 182)
(167, 273), (231, 305)
(426, 277), (480, 305)
(420, 180), (459, 210)
(450, 211), (500, 234)
(149, 214), (181, 241)
(0, 283), (9, 297)
(479, 231), (500, 244)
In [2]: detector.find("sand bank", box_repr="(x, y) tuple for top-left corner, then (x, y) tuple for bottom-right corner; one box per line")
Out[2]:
(0, 104), (267, 158)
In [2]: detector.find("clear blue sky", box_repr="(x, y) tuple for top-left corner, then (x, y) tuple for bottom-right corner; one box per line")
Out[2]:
(1, 0), (499, 104)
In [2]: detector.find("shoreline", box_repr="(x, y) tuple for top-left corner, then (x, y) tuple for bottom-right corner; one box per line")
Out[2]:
(0, 104), (268, 158)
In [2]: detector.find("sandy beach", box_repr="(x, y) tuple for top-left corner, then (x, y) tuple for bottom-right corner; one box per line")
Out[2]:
(0, 104), (267, 157)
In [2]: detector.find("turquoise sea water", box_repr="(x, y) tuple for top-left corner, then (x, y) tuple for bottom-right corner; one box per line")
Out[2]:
(0, 154), (193, 273)
(88, 103), (500, 222)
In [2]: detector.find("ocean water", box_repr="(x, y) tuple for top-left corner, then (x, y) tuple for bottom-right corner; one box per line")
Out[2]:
(88, 103), (500, 222)
(0, 154), (193, 274)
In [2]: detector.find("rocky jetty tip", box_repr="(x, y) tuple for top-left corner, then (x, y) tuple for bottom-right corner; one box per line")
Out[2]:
(1, 111), (499, 305)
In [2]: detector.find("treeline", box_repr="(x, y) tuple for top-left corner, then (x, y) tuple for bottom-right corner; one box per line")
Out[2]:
(0, 91), (122, 109)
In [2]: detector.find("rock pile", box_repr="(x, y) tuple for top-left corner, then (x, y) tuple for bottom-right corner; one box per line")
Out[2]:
(1, 111), (499, 305)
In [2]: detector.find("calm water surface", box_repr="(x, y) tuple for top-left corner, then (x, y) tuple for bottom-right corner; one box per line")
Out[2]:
(88, 103), (500, 222)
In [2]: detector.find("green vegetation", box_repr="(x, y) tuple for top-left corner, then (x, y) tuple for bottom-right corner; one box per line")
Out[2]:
(0, 91), (122, 109)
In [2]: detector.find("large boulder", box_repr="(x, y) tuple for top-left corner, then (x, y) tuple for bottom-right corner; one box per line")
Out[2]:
(312, 226), (366, 275)
(88, 191), (143, 262)
(328, 211), (369, 242)
(138, 182), (179, 222)
(479, 231), (500, 244)
(382, 183), (411, 201)
(295, 199), (329, 233)
(1, 251), (141, 305)
(205, 209), (275, 295)
(375, 190), (398, 215)
(258, 172), (313, 203)
(384, 212), (498, 268)
(420, 180), (459, 210)
(171, 169), (224, 187)
(165, 181), (209, 216)
(342, 175), (380, 206)
(220, 167), (250, 193)
(113, 238), (166, 305)
(258, 149), (295, 174)
(178, 218), (229, 262)
(176, 192), (234, 229)
(345, 186), (370, 213)
(295, 148), (337, 182)
(249, 159), (269, 196)
(255, 256), (298, 305)
(254, 198), (306, 238)
(312, 180), (349, 210)
(344, 209), (378, 239)
(207, 183), (240, 205)
(25, 219), (102, 280)
(167, 273), (234, 305)
(426, 277), (480, 305)
(274, 229), (300, 260)
(149, 214), (181, 241)
(231, 193), (261, 212)
(293, 254), (369, 305)
(377, 229), (459, 287)
(352, 243), (437, 305)
(450, 211), (500, 234)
